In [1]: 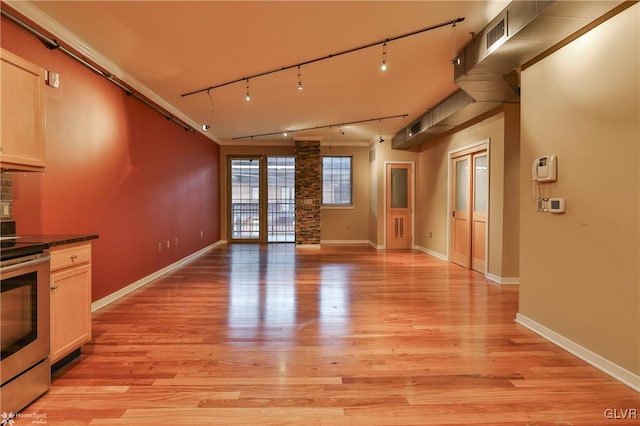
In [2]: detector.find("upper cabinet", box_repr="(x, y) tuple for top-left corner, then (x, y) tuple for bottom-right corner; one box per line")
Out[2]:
(0, 48), (46, 172)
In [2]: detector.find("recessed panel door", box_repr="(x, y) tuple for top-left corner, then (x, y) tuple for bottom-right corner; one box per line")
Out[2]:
(451, 155), (471, 267)
(386, 163), (412, 250)
(471, 154), (488, 273)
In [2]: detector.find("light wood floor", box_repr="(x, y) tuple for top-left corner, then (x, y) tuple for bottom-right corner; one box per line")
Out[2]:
(20, 244), (639, 425)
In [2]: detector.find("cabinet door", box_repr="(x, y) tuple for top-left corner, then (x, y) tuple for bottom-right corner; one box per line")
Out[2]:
(0, 48), (46, 171)
(50, 264), (92, 363)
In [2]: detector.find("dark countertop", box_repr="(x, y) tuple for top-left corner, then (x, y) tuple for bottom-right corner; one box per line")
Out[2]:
(0, 234), (99, 261)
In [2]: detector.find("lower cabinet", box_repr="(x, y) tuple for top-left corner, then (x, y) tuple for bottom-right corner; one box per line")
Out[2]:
(49, 242), (92, 364)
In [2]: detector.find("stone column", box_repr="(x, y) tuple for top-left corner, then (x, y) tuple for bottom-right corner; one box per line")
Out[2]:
(294, 139), (321, 245)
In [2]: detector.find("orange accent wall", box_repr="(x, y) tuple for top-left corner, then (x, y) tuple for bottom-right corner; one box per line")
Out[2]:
(1, 15), (220, 302)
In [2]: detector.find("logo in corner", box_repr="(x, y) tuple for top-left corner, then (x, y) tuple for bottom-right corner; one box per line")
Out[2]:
(0, 412), (16, 426)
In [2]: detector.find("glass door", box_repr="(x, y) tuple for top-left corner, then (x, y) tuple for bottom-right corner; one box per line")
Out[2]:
(267, 157), (295, 242)
(230, 158), (261, 241)
(229, 157), (295, 243)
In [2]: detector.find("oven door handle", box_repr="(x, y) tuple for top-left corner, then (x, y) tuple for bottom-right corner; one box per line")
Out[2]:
(0, 253), (51, 273)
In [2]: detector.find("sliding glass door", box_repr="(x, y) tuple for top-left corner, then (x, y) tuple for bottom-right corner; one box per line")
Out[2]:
(267, 157), (295, 242)
(229, 157), (295, 243)
(230, 158), (261, 241)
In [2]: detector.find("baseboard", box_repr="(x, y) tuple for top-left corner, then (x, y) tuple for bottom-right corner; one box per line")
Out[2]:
(295, 244), (321, 249)
(320, 239), (371, 245)
(413, 245), (448, 261)
(91, 241), (223, 313)
(515, 313), (640, 393)
(486, 273), (520, 285)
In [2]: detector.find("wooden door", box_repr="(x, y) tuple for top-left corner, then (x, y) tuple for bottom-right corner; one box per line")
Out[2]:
(386, 163), (412, 249)
(451, 155), (471, 267)
(471, 153), (488, 273)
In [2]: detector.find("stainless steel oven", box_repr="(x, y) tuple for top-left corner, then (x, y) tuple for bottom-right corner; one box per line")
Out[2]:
(1, 252), (51, 413)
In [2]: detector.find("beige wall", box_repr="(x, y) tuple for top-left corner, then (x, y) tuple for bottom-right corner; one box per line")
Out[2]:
(519, 4), (639, 374)
(413, 107), (520, 282)
(320, 144), (370, 242)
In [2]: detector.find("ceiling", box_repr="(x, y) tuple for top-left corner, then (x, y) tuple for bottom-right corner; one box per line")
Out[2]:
(20, 1), (510, 145)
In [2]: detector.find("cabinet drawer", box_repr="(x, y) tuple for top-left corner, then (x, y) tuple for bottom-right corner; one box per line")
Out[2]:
(50, 243), (91, 272)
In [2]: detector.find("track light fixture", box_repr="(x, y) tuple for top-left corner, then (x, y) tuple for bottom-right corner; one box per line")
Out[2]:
(297, 66), (303, 91)
(380, 42), (388, 71)
(232, 113), (407, 140)
(182, 17), (465, 99)
(451, 22), (458, 65)
(378, 119), (384, 143)
(245, 78), (251, 101)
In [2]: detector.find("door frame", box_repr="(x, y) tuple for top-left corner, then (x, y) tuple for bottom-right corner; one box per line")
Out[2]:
(383, 161), (415, 249)
(447, 140), (490, 272)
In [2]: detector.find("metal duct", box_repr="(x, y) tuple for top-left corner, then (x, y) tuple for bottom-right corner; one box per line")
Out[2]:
(393, 0), (626, 149)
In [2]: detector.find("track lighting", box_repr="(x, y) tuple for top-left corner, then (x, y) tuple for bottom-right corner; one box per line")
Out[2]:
(232, 113), (408, 141)
(182, 17), (465, 99)
(451, 22), (458, 65)
(245, 78), (251, 101)
(380, 42), (388, 71)
(202, 124), (210, 131)
(378, 119), (384, 142)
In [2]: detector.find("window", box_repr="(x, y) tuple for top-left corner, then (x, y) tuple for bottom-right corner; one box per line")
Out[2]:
(322, 156), (352, 206)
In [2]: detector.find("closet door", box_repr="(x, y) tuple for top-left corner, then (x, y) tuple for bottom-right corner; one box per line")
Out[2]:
(451, 155), (471, 267)
(471, 153), (488, 273)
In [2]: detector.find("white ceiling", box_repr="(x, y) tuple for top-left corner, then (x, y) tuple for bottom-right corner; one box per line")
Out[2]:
(23, 1), (510, 144)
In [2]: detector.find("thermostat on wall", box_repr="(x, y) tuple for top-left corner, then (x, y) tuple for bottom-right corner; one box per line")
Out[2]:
(548, 197), (566, 213)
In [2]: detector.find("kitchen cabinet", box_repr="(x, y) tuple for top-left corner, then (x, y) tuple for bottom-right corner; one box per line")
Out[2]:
(49, 242), (92, 364)
(0, 48), (46, 171)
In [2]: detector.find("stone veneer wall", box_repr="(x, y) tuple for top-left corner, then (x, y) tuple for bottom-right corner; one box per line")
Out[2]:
(295, 140), (321, 245)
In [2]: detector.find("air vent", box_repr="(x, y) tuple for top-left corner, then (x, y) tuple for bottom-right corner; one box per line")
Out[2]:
(487, 18), (506, 49)
(409, 120), (422, 136)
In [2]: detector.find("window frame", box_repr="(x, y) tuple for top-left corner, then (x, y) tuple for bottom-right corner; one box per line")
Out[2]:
(321, 155), (353, 207)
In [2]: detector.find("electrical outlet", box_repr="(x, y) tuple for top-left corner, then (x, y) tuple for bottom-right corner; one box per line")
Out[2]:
(158, 242), (162, 252)
(175, 237), (178, 247)
(166, 240), (170, 248)
(200, 229), (204, 238)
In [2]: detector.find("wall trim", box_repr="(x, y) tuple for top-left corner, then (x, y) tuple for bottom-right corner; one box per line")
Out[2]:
(321, 239), (371, 245)
(486, 273), (520, 285)
(91, 241), (224, 313)
(413, 245), (448, 261)
(295, 244), (321, 250)
(515, 313), (640, 393)
(369, 241), (383, 250)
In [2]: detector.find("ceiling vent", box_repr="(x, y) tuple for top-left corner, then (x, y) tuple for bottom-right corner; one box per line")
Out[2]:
(486, 17), (506, 50)
(393, 0), (625, 149)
